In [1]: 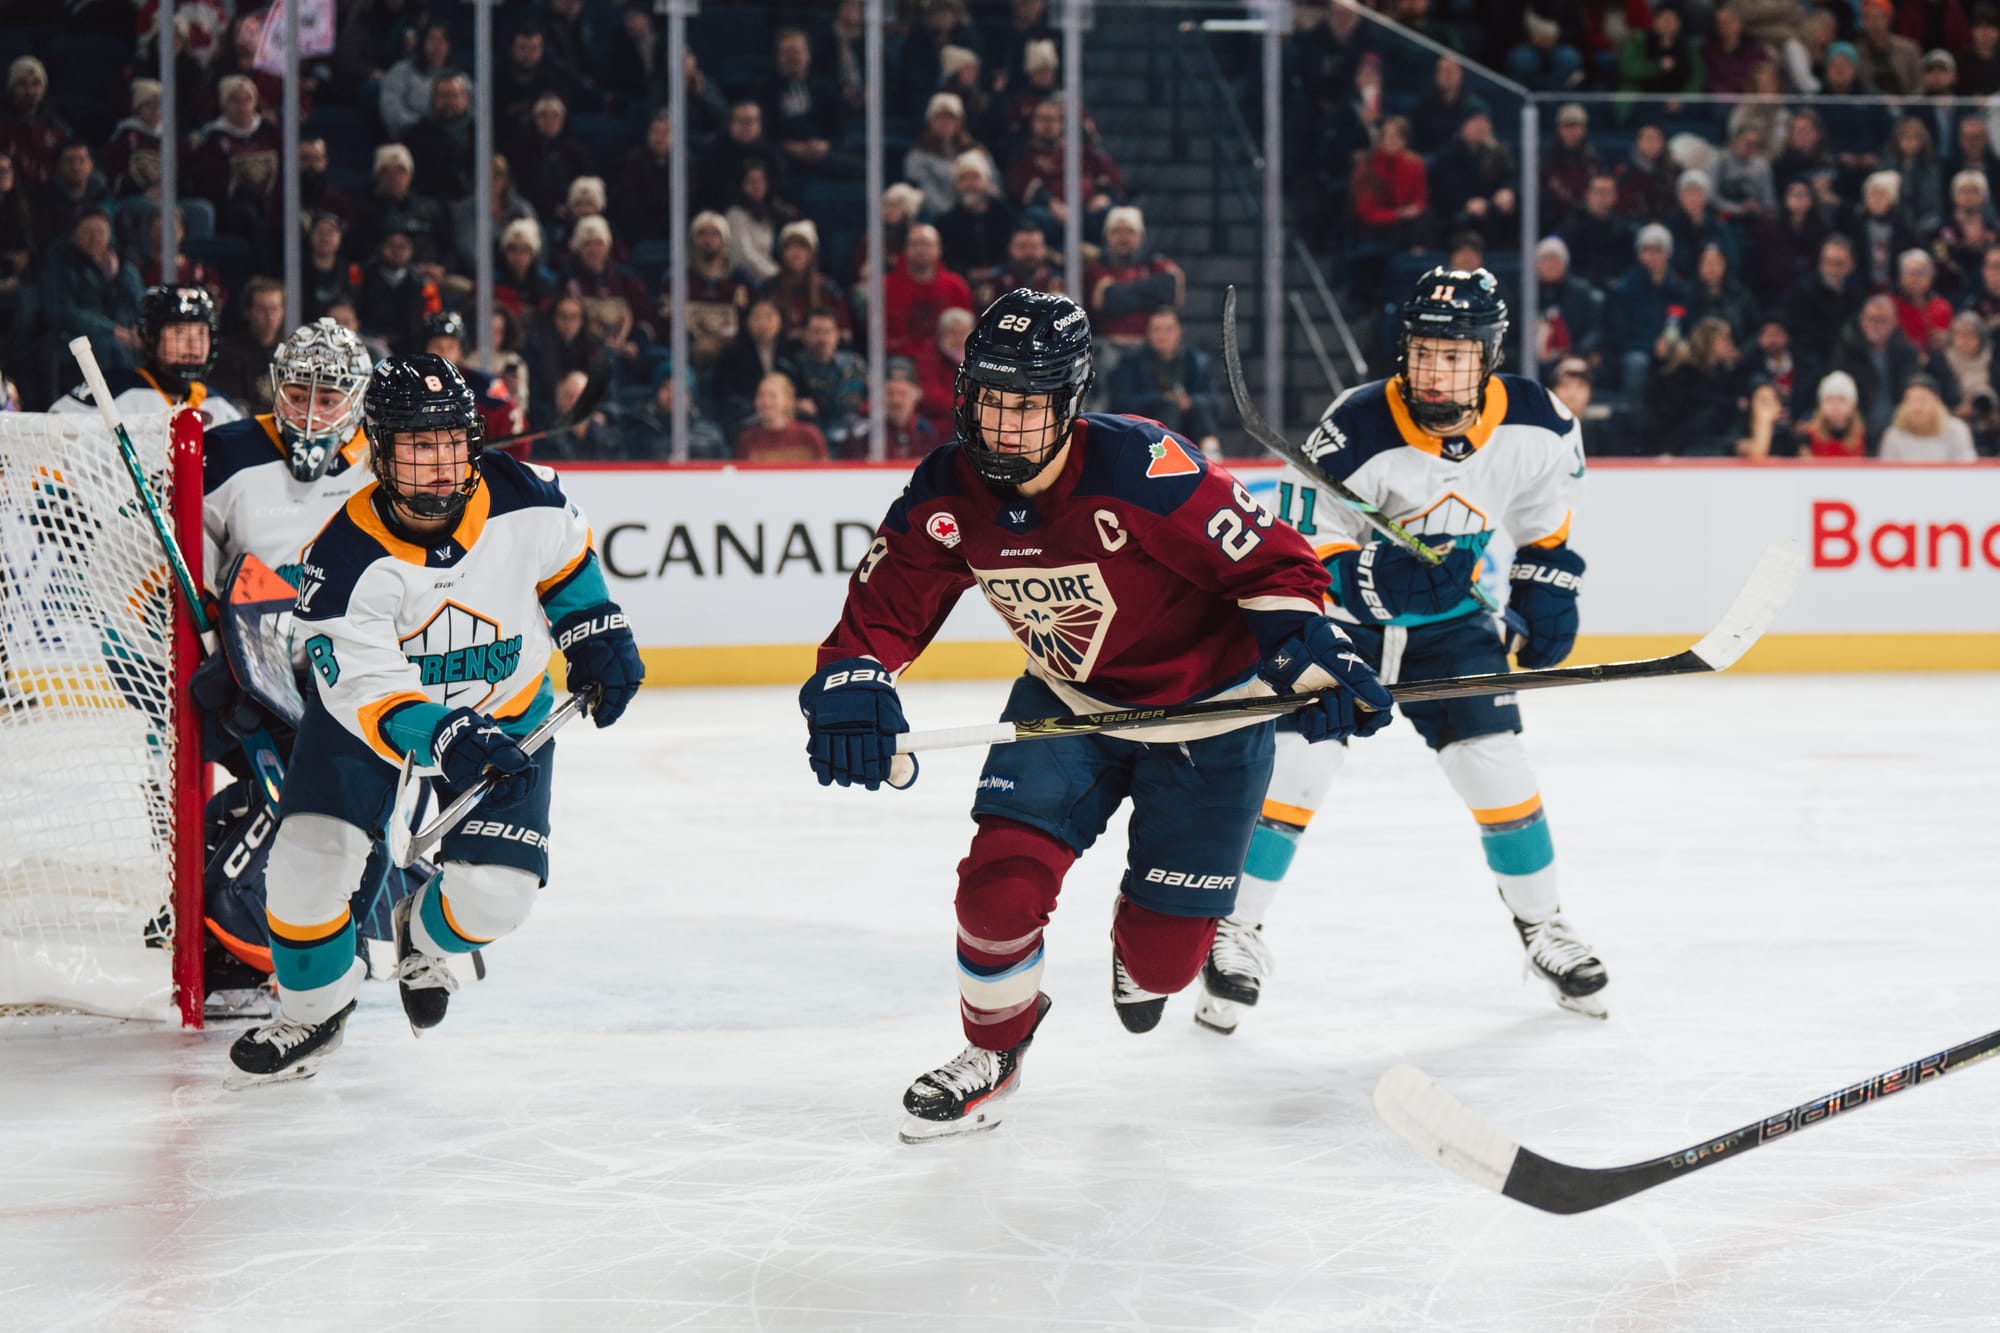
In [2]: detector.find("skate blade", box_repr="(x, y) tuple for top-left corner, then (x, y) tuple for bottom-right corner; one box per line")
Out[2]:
(1193, 994), (1242, 1035)
(898, 1107), (1008, 1144)
(203, 988), (277, 1022)
(224, 1056), (328, 1091)
(1554, 988), (1609, 1020)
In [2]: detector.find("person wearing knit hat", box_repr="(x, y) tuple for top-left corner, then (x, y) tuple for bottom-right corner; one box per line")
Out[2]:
(103, 77), (168, 198)
(1612, 220), (1691, 401)
(683, 209), (750, 370)
(3, 56), (70, 189)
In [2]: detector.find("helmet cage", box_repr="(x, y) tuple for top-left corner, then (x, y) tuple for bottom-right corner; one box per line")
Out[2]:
(1394, 268), (1509, 434)
(138, 286), (220, 389)
(363, 355), (485, 523)
(269, 320), (373, 482)
(954, 289), (1094, 487)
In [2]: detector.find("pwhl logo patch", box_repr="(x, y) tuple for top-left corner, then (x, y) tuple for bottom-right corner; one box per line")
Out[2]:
(971, 562), (1118, 681)
(400, 601), (522, 708)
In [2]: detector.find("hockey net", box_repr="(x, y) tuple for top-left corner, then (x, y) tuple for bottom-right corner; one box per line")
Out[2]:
(0, 409), (205, 1025)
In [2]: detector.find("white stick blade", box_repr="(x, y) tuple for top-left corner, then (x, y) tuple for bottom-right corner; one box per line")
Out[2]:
(1689, 540), (1806, 671)
(1372, 1065), (1520, 1194)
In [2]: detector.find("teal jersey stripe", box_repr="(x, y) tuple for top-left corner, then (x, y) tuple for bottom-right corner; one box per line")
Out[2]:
(539, 550), (612, 625)
(270, 923), (358, 991)
(1244, 823), (1302, 880)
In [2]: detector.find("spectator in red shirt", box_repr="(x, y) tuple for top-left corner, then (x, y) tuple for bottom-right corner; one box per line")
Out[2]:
(0, 57), (71, 191)
(1351, 115), (1431, 251)
(1085, 206), (1184, 350)
(734, 371), (828, 462)
(1004, 96), (1125, 248)
(914, 305), (973, 442)
(102, 78), (166, 200)
(883, 223), (974, 361)
(1892, 247), (1953, 352)
(564, 215), (654, 371)
(188, 75), (282, 240)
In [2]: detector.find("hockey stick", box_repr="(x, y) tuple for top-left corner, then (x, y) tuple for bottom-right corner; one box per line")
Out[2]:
(1373, 1026), (2000, 1215)
(1218, 287), (1514, 627)
(70, 338), (288, 806)
(480, 354), (612, 452)
(894, 540), (1803, 753)
(386, 689), (592, 868)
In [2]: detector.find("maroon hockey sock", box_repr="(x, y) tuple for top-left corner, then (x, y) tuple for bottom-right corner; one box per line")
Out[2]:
(955, 817), (1074, 1049)
(1112, 895), (1217, 995)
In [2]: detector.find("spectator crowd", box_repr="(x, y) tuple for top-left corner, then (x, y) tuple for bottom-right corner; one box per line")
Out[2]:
(0, 0), (1222, 463)
(1290, 0), (1998, 458)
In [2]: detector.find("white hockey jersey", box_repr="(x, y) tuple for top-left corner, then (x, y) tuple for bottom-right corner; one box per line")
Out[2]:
(1281, 373), (1585, 627)
(202, 414), (372, 588)
(51, 365), (242, 429)
(292, 452), (603, 767)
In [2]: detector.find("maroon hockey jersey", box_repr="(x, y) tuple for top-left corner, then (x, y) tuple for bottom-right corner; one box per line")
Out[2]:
(821, 413), (1329, 734)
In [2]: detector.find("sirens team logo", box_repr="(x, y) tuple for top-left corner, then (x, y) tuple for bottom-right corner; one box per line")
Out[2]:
(971, 562), (1118, 682)
(399, 601), (524, 709)
(927, 512), (963, 548)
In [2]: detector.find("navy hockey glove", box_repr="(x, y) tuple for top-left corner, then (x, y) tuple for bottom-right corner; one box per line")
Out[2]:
(1507, 544), (1585, 669)
(799, 658), (910, 790)
(430, 708), (538, 806)
(553, 605), (643, 728)
(1262, 617), (1396, 743)
(188, 651), (273, 741)
(1328, 539), (1482, 622)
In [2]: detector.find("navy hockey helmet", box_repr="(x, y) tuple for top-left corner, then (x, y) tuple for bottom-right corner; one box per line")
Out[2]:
(1395, 266), (1509, 434)
(138, 284), (220, 386)
(954, 287), (1094, 487)
(423, 308), (469, 357)
(364, 353), (484, 522)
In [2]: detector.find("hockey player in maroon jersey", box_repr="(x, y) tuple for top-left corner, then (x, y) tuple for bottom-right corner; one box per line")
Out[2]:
(799, 289), (1397, 1141)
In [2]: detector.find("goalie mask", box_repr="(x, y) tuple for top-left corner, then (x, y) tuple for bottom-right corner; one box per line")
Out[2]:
(364, 353), (483, 523)
(269, 318), (373, 482)
(1395, 266), (1508, 435)
(138, 284), (220, 391)
(954, 288), (1094, 488)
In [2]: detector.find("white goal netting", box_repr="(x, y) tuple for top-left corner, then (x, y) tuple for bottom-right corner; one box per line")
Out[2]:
(0, 411), (196, 1021)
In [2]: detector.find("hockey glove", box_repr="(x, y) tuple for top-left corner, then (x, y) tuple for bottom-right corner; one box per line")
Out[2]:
(430, 708), (538, 807)
(188, 650), (274, 742)
(799, 657), (910, 790)
(1328, 539), (1481, 622)
(1262, 617), (1395, 744)
(1507, 544), (1585, 669)
(553, 605), (644, 728)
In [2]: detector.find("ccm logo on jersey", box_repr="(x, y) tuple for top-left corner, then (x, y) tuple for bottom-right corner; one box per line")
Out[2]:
(1509, 562), (1583, 592)
(458, 821), (548, 848)
(1143, 868), (1238, 891)
(555, 613), (629, 649)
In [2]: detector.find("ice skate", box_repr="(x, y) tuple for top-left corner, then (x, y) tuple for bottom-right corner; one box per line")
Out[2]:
(1514, 913), (1609, 1019)
(1111, 941), (1167, 1034)
(900, 994), (1052, 1143)
(1194, 916), (1274, 1035)
(393, 894), (460, 1035)
(225, 999), (356, 1089)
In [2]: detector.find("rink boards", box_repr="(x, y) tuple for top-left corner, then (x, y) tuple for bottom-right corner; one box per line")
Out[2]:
(556, 460), (2000, 686)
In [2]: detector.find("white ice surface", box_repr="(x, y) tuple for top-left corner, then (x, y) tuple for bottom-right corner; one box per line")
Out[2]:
(4, 674), (1999, 1332)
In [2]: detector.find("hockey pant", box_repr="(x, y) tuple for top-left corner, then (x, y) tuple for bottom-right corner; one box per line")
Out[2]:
(1246, 617), (1561, 926)
(260, 694), (555, 1022)
(953, 673), (1275, 1050)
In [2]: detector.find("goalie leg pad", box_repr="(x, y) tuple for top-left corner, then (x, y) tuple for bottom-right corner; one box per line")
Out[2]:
(955, 817), (1075, 1049)
(265, 813), (372, 1023)
(411, 861), (540, 955)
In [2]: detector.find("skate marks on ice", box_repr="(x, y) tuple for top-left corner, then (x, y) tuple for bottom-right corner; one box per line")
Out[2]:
(3, 680), (2000, 1330)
